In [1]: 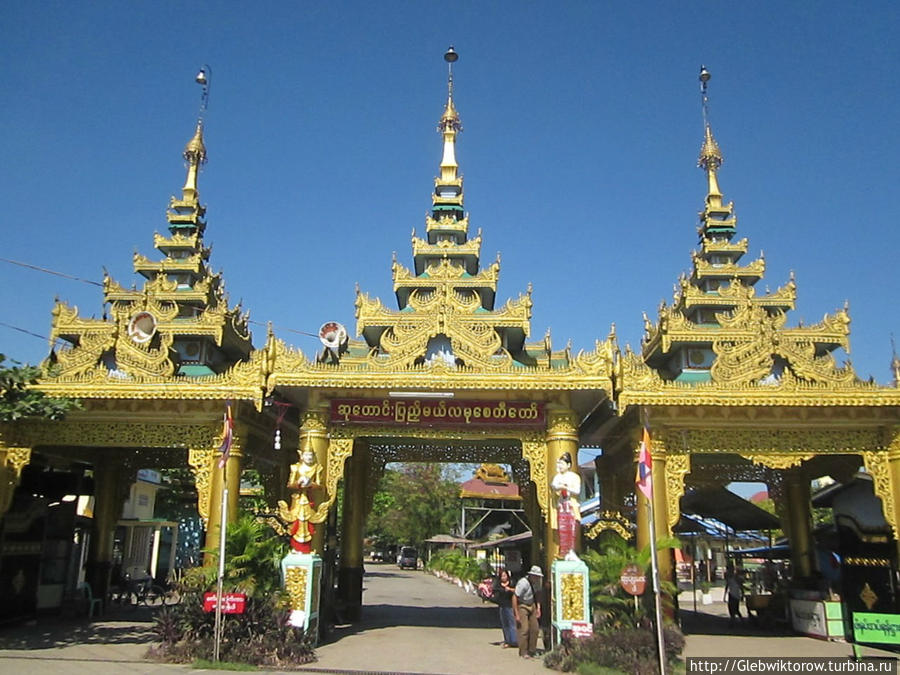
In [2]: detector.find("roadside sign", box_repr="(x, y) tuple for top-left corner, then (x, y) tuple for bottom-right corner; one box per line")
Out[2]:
(620, 563), (646, 596)
(203, 592), (246, 614)
(571, 621), (593, 638)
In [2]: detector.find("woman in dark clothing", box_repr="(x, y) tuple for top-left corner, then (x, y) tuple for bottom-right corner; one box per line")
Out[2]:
(494, 569), (517, 648)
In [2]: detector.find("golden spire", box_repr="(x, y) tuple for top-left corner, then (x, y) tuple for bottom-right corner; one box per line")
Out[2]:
(438, 46), (461, 184)
(181, 65), (211, 203)
(892, 335), (900, 387)
(697, 66), (724, 208)
(181, 121), (207, 202)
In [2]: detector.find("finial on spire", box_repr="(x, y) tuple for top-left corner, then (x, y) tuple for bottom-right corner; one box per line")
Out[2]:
(181, 66), (211, 202)
(699, 65), (711, 127)
(445, 45), (458, 97)
(195, 65), (212, 126)
(440, 47), (461, 132)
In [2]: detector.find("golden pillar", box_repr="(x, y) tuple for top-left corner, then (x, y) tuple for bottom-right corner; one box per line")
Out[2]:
(339, 440), (369, 620)
(203, 423), (243, 560)
(87, 453), (125, 597)
(544, 406), (580, 572)
(783, 469), (816, 580)
(0, 444), (31, 518)
(634, 435), (673, 583)
(887, 438), (900, 562)
(299, 406), (330, 555)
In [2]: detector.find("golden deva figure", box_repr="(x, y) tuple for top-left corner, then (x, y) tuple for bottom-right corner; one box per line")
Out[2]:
(287, 442), (323, 490)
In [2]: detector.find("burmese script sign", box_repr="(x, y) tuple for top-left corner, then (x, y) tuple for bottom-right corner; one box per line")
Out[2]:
(203, 592), (246, 614)
(331, 399), (545, 428)
(853, 612), (900, 645)
(620, 563), (647, 596)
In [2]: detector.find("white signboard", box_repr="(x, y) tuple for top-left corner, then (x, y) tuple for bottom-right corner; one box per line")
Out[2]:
(790, 598), (828, 638)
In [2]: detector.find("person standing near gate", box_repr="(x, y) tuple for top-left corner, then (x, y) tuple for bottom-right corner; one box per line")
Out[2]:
(493, 569), (517, 648)
(512, 565), (543, 659)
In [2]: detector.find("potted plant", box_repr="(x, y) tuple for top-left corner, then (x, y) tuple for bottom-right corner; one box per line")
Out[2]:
(699, 580), (713, 605)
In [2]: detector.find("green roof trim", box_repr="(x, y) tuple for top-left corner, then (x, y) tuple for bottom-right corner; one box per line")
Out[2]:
(178, 364), (217, 377)
(674, 370), (713, 383)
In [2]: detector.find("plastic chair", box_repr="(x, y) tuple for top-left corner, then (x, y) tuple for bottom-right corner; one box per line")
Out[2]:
(79, 582), (102, 618)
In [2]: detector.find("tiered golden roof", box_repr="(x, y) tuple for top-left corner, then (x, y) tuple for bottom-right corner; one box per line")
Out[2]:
(267, 49), (616, 389)
(633, 81), (861, 396)
(47, 120), (252, 381)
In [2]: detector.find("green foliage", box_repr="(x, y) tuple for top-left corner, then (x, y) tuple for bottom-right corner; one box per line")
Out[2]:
(200, 513), (287, 597)
(581, 531), (680, 629)
(543, 624), (684, 673)
(150, 516), (314, 668)
(425, 548), (482, 583)
(365, 463), (461, 550)
(149, 587), (315, 668)
(0, 355), (79, 422)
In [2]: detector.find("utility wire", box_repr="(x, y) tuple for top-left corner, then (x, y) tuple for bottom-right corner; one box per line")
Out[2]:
(0, 321), (50, 341)
(0, 257), (103, 287)
(1, 256), (325, 341)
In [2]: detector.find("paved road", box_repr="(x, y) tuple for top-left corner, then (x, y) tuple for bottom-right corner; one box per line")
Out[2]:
(307, 563), (549, 674)
(0, 569), (897, 674)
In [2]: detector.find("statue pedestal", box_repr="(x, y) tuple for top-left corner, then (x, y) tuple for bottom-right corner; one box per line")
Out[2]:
(282, 552), (322, 643)
(551, 559), (591, 641)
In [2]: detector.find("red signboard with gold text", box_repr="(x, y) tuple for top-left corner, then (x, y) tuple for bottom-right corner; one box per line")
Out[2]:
(330, 399), (545, 428)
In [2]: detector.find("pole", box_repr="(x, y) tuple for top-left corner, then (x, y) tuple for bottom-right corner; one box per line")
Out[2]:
(648, 496), (667, 675)
(213, 480), (228, 661)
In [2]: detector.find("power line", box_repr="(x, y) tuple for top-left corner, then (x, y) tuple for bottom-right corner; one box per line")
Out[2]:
(0, 321), (50, 342)
(0, 257), (103, 287)
(1, 257), (326, 342)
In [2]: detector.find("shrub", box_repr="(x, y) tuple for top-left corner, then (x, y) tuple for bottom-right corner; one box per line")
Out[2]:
(426, 548), (482, 583)
(149, 514), (315, 669)
(543, 624), (684, 674)
(149, 586), (316, 668)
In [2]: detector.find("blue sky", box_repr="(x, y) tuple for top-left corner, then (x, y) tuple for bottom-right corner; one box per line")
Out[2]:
(1, 2), (898, 384)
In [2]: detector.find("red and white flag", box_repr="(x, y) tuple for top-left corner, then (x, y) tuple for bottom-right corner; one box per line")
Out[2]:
(217, 404), (234, 469)
(636, 425), (652, 500)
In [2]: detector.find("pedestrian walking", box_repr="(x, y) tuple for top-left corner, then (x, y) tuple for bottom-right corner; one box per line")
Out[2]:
(493, 569), (517, 648)
(724, 563), (744, 626)
(511, 565), (543, 659)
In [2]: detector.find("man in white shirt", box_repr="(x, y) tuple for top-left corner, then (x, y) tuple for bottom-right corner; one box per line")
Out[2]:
(511, 565), (543, 659)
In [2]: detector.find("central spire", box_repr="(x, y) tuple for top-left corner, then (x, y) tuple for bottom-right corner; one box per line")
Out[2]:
(439, 46), (461, 184)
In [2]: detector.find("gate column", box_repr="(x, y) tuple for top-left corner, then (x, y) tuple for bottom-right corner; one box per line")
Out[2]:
(783, 469), (816, 580)
(87, 452), (126, 599)
(338, 439), (368, 621)
(300, 406), (330, 555)
(544, 407), (579, 569)
(203, 423), (243, 560)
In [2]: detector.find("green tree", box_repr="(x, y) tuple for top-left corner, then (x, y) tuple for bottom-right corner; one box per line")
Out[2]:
(366, 463), (461, 550)
(0, 355), (79, 421)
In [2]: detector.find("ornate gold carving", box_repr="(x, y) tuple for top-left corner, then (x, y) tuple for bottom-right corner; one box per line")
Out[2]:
(285, 565), (308, 613)
(560, 573), (585, 621)
(521, 440), (548, 518)
(864, 451), (896, 539)
(309, 438), (353, 523)
(664, 453), (690, 530)
(188, 445), (216, 524)
(859, 582), (878, 611)
(844, 557), (891, 567)
(584, 511), (633, 540)
(682, 428), (880, 455)
(744, 454), (812, 470)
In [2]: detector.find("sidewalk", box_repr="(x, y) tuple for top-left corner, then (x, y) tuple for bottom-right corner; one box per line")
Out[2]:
(0, 588), (897, 674)
(679, 590), (898, 661)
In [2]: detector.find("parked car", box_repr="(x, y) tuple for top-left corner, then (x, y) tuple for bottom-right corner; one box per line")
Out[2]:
(398, 546), (418, 570)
